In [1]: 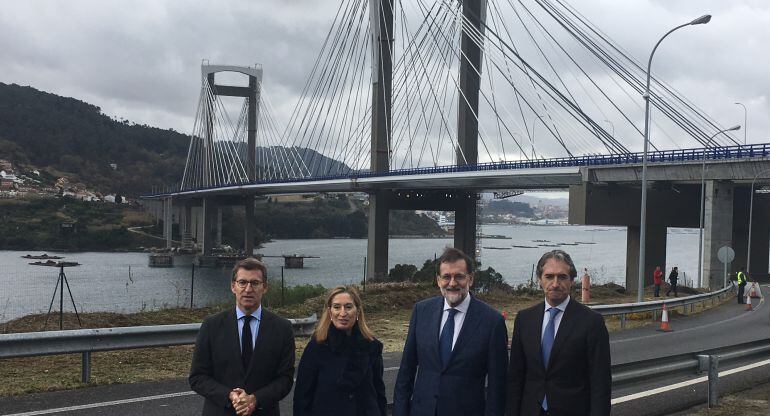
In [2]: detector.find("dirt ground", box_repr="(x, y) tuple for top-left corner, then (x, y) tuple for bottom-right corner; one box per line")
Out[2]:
(0, 282), (716, 396)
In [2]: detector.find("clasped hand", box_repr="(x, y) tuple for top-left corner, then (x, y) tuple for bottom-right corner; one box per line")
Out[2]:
(229, 388), (256, 416)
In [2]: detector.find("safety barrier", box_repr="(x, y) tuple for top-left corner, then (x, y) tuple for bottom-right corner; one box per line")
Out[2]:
(0, 314), (317, 383)
(591, 284), (734, 328)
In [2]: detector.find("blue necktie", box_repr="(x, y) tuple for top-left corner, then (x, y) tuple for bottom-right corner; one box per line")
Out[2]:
(541, 307), (561, 410)
(440, 308), (458, 366)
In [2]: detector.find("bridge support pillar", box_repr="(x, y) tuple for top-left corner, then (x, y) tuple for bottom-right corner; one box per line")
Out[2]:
(201, 197), (219, 256)
(367, 191), (391, 281)
(182, 202), (194, 250)
(454, 194), (478, 261)
(244, 195), (255, 256)
(732, 186), (770, 279)
(703, 181), (734, 289)
(625, 225), (667, 296)
(164, 197), (173, 249)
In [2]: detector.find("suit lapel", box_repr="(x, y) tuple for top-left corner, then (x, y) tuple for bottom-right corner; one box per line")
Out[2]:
(430, 297), (444, 367)
(246, 308), (270, 377)
(225, 309), (246, 378)
(445, 296), (480, 368)
(530, 302), (546, 371)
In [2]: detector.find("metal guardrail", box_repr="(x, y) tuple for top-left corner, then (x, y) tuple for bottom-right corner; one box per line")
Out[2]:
(612, 337), (770, 407)
(591, 284), (734, 328)
(0, 314), (317, 383)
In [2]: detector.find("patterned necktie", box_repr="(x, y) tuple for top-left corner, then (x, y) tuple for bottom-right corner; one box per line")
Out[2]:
(541, 307), (561, 410)
(439, 308), (459, 366)
(241, 315), (253, 369)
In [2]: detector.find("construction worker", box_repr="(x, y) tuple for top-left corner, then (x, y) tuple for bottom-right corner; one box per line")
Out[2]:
(737, 266), (748, 304)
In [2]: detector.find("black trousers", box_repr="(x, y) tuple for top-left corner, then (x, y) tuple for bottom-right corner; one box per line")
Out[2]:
(738, 283), (746, 303)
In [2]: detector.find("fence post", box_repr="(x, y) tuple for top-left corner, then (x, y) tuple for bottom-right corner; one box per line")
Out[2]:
(82, 351), (91, 383)
(190, 263), (195, 309)
(708, 355), (719, 407)
(620, 314), (626, 329)
(281, 266), (285, 305)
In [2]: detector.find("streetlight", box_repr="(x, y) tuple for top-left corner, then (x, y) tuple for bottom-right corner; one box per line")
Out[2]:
(603, 119), (615, 140)
(734, 102), (747, 145)
(637, 14), (711, 302)
(747, 167), (770, 277)
(532, 114), (546, 160)
(697, 125), (740, 288)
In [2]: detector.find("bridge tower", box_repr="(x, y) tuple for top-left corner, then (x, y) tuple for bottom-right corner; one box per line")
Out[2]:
(196, 64), (262, 256)
(455, 0), (487, 260)
(366, 0), (394, 280)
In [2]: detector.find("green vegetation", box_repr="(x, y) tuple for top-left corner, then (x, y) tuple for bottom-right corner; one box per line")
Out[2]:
(0, 197), (157, 251)
(383, 257), (511, 292)
(0, 82), (189, 196)
(483, 199), (535, 217)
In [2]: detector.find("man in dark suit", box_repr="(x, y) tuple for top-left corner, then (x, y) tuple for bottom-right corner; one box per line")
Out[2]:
(394, 247), (508, 416)
(506, 250), (611, 416)
(190, 258), (295, 416)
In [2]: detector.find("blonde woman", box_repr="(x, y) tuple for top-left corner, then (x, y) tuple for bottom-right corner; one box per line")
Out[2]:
(294, 286), (386, 416)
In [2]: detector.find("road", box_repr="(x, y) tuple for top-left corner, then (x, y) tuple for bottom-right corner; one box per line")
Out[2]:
(1, 286), (768, 416)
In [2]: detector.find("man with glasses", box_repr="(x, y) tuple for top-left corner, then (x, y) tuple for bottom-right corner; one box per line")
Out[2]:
(394, 247), (508, 416)
(506, 250), (611, 416)
(190, 257), (295, 416)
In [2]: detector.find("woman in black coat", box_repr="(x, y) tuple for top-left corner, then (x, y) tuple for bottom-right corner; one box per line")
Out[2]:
(293, 286), (387, 416)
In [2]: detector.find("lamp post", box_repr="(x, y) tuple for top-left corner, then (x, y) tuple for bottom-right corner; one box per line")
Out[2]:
(697, 125), (740, 288)
(637, 14), (711, 302)
(734, 102), (747, 145)
(532, 114), (545, 160)
(747, 167), (770, 277)
(603, 119), (615, 140)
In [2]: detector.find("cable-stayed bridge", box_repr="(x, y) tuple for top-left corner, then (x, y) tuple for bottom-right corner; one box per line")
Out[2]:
(145, 0), (770, 290)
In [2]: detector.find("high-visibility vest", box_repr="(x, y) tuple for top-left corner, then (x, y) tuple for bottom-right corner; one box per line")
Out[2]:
(737, 271), (747, 284)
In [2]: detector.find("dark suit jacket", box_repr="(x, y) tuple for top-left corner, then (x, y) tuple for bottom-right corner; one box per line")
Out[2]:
(506, 299), (611, 416)
(189, 307), (296, 416)
(393, 295), (508, 416)
(293, 325), (387, 416)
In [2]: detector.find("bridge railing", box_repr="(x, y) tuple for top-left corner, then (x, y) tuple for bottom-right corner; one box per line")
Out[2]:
(147, 143), (770, 196)
(592, 284), (734, 329)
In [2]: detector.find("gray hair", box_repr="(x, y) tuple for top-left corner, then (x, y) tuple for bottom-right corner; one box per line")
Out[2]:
(536, 250), (577, 280)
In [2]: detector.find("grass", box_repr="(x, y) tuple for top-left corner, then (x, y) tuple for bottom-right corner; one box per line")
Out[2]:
(0, 282), (728, 397)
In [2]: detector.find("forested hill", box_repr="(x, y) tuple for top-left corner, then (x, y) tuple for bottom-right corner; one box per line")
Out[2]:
(0, 82), (353, 196)
(0, 82), (189, 196)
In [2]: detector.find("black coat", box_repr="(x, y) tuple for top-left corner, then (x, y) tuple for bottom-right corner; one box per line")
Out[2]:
(189, 308), (295, 416)
(506, 299), (611, 416)
(293, 325), (387, 416)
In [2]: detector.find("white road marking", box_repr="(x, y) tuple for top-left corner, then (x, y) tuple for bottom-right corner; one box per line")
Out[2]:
(0, 391), (196, 416)
(611, 357), (770, 404)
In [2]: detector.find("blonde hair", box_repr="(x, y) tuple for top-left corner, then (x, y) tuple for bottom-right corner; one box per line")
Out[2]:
(313, 286), (374, 343)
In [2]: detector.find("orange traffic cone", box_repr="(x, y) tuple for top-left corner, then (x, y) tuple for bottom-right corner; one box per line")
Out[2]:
(750, 283), (760, 299)
(657, 303), (673, 332)
(745, 293), (753, 311)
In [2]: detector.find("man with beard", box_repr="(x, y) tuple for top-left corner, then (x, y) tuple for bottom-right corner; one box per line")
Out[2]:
(506, 250), (611, 416)
(393, 247), (508, 416)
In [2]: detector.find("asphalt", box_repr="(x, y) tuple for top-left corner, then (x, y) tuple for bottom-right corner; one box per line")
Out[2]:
(1, 286), (768, 416)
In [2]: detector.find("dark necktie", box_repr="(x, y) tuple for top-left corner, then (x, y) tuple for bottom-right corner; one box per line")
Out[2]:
(439, 308), (458, 366)
(541, 307), (561, 410)
(241, 315), (253, 369)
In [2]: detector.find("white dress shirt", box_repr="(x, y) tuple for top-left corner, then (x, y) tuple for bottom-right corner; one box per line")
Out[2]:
(439, 293), (471, 350)
(540, 296), (570, 340)
(236, 305), (262, 352)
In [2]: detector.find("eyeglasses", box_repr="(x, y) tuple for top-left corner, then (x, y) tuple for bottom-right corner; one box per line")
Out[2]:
(235, 279), (264, 289)
(439, 273), (469, 283)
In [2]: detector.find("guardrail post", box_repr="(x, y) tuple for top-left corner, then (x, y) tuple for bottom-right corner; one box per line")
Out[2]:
(620, 313), (626, 329)
(652, 310), (658, 322)
(698, 354), (719, 408)
(82, 351), (91, 383)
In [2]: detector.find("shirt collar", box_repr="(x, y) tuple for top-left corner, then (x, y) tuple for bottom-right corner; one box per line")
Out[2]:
(236, 305), (262, 321)
(444, 293), (471, 314)
(543, 296), (570, 313)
